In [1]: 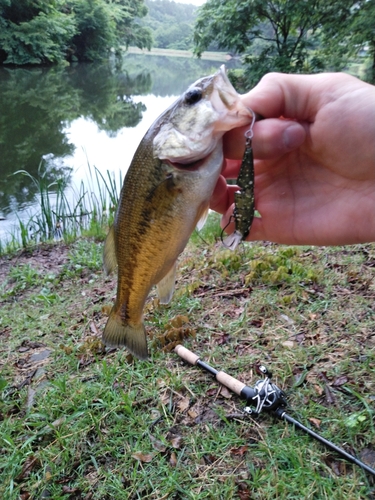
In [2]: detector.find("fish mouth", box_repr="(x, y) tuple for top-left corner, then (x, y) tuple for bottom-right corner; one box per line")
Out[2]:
(166, 157), (208, 171)
(217, 64), (232, 87)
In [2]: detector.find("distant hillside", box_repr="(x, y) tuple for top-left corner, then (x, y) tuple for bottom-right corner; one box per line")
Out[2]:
(143, 0), (198, 50)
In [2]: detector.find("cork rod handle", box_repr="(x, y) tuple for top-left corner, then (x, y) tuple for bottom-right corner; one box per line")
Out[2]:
(174, 344), (200, 365)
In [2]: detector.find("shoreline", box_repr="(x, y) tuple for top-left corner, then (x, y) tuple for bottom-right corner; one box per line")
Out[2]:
(126, 46), (233, 62)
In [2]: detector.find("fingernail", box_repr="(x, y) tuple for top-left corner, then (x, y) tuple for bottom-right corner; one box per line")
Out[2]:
(283, 123), (306, 150)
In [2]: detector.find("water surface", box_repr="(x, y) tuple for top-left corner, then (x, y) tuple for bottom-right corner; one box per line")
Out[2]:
(0, 54), (239, 243)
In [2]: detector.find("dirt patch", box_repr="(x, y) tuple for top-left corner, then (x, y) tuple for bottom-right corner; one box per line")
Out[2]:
(0, 243), (71, 285)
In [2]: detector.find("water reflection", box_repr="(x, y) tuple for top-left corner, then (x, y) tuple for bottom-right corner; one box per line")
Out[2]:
(0, 61), (152, 215)
(0, 53), (240, 241)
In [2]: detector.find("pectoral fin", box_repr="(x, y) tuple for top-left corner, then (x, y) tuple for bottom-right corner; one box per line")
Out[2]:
(196, 205), (209, 231)
(222, 230), (243, 251)
(157, 262), (177, 304)
(103, 225), (117, 275)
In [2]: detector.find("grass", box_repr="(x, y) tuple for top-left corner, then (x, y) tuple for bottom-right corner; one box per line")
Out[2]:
(0, 162), (121, 256)
(0, 212), (374, 499)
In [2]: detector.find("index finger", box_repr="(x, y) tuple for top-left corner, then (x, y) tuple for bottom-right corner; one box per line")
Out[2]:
(242, 72), (353, 121)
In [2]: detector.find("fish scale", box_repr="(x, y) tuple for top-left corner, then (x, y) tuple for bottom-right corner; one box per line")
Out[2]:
(102, 66), (253, 359)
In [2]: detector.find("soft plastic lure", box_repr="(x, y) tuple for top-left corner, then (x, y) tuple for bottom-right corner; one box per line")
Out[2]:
(223, 112), (255, 250)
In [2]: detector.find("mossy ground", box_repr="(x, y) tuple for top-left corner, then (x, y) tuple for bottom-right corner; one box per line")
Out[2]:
(1, 214), (374, 499)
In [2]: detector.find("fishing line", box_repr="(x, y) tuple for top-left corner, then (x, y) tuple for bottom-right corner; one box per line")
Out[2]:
(220, 215), (235, 245)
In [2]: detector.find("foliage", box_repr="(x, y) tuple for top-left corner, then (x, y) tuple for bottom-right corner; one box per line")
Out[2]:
(0, 0), (76, 64)
(193, 0), (364, 85)
(67, 0), (152, 61)
(3, 161), (122, 250)
(0, 0), (152, 65)
(343, 0), (375, 83)
(0, 223), (374, 498)
(143, 0), (198, 50)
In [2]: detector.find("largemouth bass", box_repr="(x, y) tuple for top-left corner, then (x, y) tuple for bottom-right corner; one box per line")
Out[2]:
(103, 65), (253, 359)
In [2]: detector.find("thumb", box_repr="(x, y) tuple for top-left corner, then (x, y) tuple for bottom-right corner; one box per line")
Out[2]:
(224, 118), (306, 160)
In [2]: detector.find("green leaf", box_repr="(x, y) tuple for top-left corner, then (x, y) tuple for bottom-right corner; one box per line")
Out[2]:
(0, 377), (7, 392)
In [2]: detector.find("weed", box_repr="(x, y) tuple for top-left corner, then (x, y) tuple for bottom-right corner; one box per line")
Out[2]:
(67, 239), (104, 273)
(3, 161), (121, 255)
(0, 217), (374, 499)
(190, 211), (222, 247)
(244, 247), (321, 285)
(1, 264), (42, 297)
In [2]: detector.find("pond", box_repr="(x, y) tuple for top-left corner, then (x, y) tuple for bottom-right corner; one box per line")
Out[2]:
(0, 53), (240, 245)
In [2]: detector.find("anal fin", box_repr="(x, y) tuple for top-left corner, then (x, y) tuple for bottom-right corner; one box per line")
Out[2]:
(103, 225), (117, 275)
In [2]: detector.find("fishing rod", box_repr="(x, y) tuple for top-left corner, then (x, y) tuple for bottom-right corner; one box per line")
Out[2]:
(174, 345), (375, 478)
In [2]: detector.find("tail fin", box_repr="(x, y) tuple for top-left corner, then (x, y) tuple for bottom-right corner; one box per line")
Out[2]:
(103, 310), (148, 360)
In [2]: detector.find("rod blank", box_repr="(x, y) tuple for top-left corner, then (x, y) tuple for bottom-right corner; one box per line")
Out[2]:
(175, 344), (375, 478)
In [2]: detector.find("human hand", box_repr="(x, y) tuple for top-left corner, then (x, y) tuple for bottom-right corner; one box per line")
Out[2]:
(211, 72), (375, 245)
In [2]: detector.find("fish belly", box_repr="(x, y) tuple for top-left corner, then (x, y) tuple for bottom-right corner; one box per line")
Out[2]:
(103, 142), (223, 359)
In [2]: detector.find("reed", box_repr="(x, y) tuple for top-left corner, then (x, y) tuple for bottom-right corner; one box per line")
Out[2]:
(2, 161), (122, 254)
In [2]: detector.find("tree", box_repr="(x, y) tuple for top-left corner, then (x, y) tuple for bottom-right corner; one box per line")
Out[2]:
(0, 0), (152, 65)
(193, 0), (359, 85)
(0, 0), (76, 64)
(142, 0), (197, 51)
(349, 0), (375, 83)
(67, 0), (152, 61)
(305, 0), (375, 83)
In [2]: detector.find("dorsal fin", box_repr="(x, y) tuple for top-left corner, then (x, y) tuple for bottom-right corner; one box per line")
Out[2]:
(103, 225), (117, 275)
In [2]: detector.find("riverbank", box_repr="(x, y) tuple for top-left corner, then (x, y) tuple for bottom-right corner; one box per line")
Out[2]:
(1, 215), (375, 498)
(127, 46), (233, 62)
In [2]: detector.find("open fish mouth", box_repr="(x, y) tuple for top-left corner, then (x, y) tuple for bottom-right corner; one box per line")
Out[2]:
(153, 65), (253, 167)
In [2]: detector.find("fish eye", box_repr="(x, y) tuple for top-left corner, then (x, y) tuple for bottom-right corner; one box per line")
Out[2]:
(184, 88), (202, 105)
